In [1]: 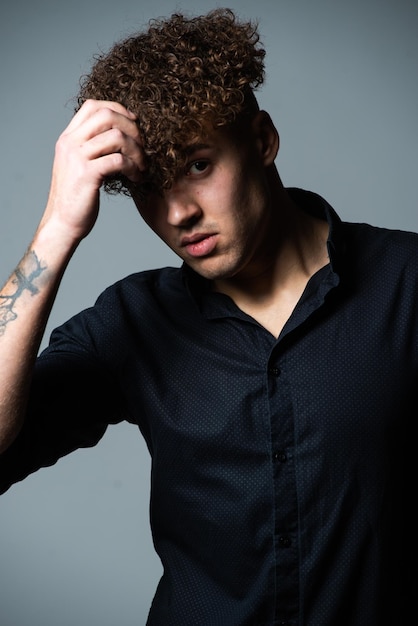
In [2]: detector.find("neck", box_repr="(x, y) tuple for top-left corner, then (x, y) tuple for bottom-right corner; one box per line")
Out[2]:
(213, 185), (330, 337)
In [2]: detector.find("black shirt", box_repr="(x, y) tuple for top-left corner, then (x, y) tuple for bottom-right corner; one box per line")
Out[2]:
(1, 189), (418, 625)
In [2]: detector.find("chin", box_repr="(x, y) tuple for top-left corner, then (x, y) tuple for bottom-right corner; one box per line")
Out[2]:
(193, 261), (240, 282)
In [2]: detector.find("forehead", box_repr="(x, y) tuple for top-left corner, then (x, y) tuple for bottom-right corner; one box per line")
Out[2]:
(178, 123), (245, 156)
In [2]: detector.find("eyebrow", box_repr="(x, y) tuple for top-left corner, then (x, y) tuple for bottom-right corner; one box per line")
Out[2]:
(182, 142), (212, 156)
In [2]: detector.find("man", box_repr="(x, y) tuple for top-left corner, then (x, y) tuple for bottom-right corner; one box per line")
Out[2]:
(0, 8), (416, 625)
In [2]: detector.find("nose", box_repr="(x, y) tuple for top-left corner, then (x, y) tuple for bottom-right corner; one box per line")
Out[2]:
(165, 188), (202, 227)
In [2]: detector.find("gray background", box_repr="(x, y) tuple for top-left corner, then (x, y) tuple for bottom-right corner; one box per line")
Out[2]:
(0, 0), (417, 624)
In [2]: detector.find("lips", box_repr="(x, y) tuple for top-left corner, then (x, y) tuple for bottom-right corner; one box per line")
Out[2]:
(181, 233), (218, 258)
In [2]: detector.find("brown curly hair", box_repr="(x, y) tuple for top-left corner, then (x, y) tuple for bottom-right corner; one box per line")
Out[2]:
(76, 8), (266, 196)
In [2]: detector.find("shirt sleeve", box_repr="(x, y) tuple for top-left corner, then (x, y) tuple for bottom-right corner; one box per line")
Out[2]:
(0, 328), (127, 495)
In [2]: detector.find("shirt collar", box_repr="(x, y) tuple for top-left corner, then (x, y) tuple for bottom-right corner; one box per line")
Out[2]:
(182, 187), (345, 311)
(286, 187), (345, 274)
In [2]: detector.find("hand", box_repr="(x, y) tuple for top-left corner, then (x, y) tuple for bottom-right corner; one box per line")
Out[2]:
(42, 99), (145, 243)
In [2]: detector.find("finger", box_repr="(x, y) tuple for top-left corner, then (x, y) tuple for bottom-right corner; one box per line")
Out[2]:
(83, 108), (141, 144)
(65, 99), (136, 134)
(89, 151), (144, 185)
(68, 107), (143, 162)
(81, 127), (146, 170)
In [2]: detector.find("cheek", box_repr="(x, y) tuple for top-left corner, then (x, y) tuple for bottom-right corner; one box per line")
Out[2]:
(144, 216), (171, 244)
(134, 198), (168, 237)
(204, 170), (244, 216)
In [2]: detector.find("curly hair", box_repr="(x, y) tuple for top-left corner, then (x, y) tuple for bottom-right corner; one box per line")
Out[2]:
(76, 8), (266, 196)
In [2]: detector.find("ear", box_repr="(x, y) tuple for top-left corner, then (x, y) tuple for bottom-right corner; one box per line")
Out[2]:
(252, 110), (279, 166)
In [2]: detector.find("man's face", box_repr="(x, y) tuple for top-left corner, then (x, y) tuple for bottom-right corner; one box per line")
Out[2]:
(132, 114), (278, 284)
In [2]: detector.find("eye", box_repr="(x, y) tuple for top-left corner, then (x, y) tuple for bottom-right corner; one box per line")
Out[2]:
(187, 160), (209, 175)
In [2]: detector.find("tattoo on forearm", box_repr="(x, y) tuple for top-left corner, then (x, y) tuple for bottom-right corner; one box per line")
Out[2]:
(0, 251), (46, 336)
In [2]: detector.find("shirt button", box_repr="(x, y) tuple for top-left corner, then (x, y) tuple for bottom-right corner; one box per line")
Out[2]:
(274, 451), (287, 463)
(279, 535), (291, 548)
(268, 367), (281, 376)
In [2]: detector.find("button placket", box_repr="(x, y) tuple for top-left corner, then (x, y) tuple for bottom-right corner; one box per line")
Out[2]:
(266, 358), (300, 622)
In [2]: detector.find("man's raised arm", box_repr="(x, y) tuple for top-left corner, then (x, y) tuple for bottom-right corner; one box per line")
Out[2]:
(0, 100), (143, 452)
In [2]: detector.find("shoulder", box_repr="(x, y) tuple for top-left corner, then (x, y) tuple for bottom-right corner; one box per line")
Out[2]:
(338, 222), (418, 303)
(97, 265), (185, 307)
(46, 266), (186, 353)
(342, 221), (418, 265)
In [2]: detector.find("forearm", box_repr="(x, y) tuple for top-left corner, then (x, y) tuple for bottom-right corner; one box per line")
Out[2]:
(0, 223), (77, 452)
